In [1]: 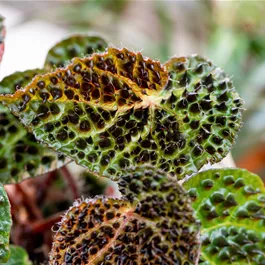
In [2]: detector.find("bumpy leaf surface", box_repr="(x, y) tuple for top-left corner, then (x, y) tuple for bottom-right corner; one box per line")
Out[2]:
(0, 35), (106, 183)
(0, 49), (243, 180)
(44, 35), (108, 70)
(0, 183), (11, 263)
(0, 15), (5, 64)
(184, 168), (265, 265)
(164, 56), (243, 170)
(49, 166), (200, 265)
(4, 245), (32, 265)
(0, 70), (67, 183)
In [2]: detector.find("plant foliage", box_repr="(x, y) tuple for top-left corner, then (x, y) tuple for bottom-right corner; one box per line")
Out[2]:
(0, 49), (243, 180)
(0, 70), (68, 183)
(45, 35), (108, 70)
(184, 168), (265, 265)
(0, 35), (108, 183)
(3, 245), (32, 265)
(0, 25), (252, 265)
(49, 166), (200, 265)
(0, 183), (11, 263)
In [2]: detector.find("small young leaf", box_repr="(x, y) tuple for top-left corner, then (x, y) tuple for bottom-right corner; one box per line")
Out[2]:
(49, 166), (200, 265)
(0, 15), (5, 64)
(0, 50), (243, 180)
(184, 168), (265, 265)
(44, 35), (108, 70)
(4, 245), (32, 265)
(0, 70), (68, 183)
(0, 183), (12, 263)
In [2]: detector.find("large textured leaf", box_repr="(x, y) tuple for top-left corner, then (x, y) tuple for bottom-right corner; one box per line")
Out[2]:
(44, 35), (108, 70)
(4, 245), (32, 265)
(0, 49), (243, 180)
(0, 15), (5, 64)
(184, 168), (265, 265)
(0, 70), (68, 183)
(0, 183), (12, 263)
(49, 166), (200, 265)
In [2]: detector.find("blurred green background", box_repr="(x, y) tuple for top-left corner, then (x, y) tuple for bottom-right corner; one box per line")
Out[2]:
(4, 0), (265, 178)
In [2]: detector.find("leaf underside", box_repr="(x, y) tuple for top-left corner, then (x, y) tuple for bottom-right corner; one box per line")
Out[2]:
(49, 166), (200, 265)
(0, 48), (243, 180)
(0, 183), (12, 263)
(4, 245), (32, 265)
(0, 70), (68, 183)
(0, 15), (5, 64)
(184, 168), (265, 265)
(44, 35), (108, 70)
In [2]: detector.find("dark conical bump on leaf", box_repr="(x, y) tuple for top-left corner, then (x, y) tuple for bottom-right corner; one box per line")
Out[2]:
(0, 15), (5, 63)
(44, 35), (108, 70)
(0, 49), (243, 180)
(49, 166), (200, 265)
(0, 70), (68, 183)
(0, 183), (12, 263)
(184, 168), (265, 265)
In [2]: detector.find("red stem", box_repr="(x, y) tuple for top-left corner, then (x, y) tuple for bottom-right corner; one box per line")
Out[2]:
(31, 211), (64, 234)
(16, 184), (43, 219)
(36, 170), (58, 204)
(60, 166), (80, 199)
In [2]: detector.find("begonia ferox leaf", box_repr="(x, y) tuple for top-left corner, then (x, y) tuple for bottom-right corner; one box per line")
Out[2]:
(184, 168), (265, 265)
(49, 166), (200, 265)
(0, 49), (243, 180)
(0, 34), (108, 183)
(0, 70), (68, 183)
(45, 35), (108, 70)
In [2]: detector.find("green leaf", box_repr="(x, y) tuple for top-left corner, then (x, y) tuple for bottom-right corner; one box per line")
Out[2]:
(44, 35), (108, 70)
(4, 245), (32, 265)
(0, 50), (243, 180)
(80, 170), (109, 196)
(0, 15), (5, 64)
(184, 168), (265, 265)
(164, 55), (243, 170)
(0, 69), (46, 94)
(0, 70), (68, 183)
(0, 35), (107, 183)
(0, 183), (12, 263)
(49, 166), (200, 265)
